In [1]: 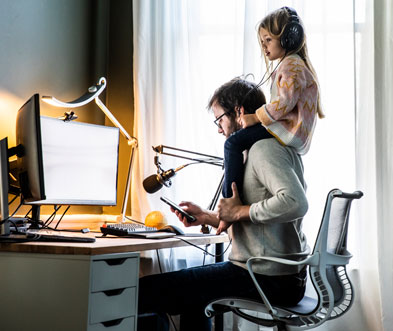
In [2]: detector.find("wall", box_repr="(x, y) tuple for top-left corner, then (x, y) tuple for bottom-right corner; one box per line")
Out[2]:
(103, 0), (134, 216)
(0, 0), (134, 217)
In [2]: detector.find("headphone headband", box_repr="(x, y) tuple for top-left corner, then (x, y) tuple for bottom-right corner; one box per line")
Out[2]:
(280, 7), (304, 53)
(283, 6), (299, 20)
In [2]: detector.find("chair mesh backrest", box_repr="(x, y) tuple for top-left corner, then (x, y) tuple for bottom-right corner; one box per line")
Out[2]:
(324, 194), (353, 303)
(326, 197), (352, 255)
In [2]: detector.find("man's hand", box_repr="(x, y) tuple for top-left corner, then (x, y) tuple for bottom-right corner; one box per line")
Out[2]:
(170, 201), (205, 227)
(217, 182), (250, 222)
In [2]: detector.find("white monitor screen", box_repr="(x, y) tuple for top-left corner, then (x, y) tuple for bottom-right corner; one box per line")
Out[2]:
(33, 116), (119, 205)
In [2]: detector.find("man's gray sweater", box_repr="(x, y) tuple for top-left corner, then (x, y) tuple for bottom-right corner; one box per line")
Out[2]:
(229, 138), (309, 276)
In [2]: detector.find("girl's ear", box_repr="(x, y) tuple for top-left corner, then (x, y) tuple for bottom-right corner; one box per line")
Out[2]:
(239, 106), (245, 115)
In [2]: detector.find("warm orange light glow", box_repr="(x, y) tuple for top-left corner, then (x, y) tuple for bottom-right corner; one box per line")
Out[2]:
(0, 90), (24, 147)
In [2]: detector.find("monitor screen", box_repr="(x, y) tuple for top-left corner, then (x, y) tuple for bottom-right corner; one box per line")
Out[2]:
(33, 116), (120, 206)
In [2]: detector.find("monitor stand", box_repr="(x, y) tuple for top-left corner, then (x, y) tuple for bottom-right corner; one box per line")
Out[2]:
(27, 205), (44, 229)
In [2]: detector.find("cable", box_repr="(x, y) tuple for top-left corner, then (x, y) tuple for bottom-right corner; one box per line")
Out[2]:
(8, 194), (19, 205)
(54, 206), (71, 229)
(0, 200), (24, 225)
(177, 237), (232, 258)
(44, 205), (61, 228)
(125, 215), (146, 225)
(154, 250), (179, 331)
(156, 249), (163, 274)
(239, 56), (287, 109)
(24, 207), (33, 218)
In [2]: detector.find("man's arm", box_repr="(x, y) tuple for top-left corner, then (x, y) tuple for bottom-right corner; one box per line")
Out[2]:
(217, 140), (308, 224)
(248, 142), (308, 224)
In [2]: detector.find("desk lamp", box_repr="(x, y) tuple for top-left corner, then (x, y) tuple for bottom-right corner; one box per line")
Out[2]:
(42, 77), (137, 223)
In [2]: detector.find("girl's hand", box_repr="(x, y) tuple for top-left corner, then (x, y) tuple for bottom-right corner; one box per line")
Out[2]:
(239, 113), (260, 128)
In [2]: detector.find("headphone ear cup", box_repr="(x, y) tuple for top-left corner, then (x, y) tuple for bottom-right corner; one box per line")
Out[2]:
(280, 17), (304, 52)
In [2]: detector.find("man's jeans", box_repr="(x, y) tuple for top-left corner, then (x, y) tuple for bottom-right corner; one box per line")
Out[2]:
(138, 261), (306, 331)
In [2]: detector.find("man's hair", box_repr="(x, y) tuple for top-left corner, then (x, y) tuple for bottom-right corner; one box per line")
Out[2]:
(207, 78), (266, 120)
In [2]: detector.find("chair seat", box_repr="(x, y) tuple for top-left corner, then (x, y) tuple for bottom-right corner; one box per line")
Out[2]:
(207, 295), (318, 317)
(279, 295), (318, 315)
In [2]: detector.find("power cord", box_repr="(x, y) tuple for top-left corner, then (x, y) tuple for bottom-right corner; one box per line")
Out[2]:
(177, 237), (232, 258)
(155, 249), (179, 331)
(124, 215), (146, 226)
(54, 206), (71, 229)
(0, 200), (23, 226)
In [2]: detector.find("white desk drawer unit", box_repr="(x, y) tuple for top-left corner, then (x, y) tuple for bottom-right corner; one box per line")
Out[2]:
(89, 253), (140, 331)
(0, 251), (140, 331)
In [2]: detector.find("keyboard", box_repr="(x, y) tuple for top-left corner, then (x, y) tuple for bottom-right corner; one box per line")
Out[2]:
(101, 223), (158, 237)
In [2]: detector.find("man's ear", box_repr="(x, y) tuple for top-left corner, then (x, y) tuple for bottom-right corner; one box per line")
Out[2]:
(239, 106), (245, 115)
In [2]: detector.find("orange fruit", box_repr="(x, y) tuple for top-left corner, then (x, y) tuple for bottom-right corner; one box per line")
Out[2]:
(145, 211), (167, 229)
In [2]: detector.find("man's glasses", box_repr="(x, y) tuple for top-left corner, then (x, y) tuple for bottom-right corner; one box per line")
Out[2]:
(213, 112), (228, 128)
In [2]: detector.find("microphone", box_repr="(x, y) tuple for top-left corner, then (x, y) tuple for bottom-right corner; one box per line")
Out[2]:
(143, 165), (187, 194)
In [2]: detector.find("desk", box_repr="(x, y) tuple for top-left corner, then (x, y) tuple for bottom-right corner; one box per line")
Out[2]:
(0, 234), (228, 331)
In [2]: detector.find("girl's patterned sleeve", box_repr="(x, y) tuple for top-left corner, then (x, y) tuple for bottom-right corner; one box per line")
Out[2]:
(255, 57), (307, 126)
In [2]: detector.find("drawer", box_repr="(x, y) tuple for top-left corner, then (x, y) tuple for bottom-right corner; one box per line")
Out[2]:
(90, 287), (136, 324)
(89, 316), (135, 331)
(91, 257), (138, 292)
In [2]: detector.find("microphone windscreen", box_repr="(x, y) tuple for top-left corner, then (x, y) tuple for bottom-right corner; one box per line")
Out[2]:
(143, 174), (163, 194)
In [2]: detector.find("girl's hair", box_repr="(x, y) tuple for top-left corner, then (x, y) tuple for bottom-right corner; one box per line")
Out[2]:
(207, 78), (266, 120)
(257, 7), (324, 119)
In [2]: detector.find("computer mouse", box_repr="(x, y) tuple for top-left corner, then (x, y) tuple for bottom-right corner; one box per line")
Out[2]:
(158, 224), (185, 235)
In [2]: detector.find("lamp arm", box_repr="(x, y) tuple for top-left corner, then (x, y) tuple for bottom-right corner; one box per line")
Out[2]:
(95, 96), (137, 147)
(152, 145), (223, 167)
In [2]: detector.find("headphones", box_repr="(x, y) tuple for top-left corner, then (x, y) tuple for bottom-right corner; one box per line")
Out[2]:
(280, 7), (304, 53)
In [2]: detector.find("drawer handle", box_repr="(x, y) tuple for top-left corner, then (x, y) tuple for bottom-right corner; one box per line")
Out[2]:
(105, 258), (127, 266)
(101, 318), (123, 327)
(103, 288), (125, 296)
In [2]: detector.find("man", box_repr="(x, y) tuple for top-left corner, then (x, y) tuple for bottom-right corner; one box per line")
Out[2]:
(138, 78), (309, 331)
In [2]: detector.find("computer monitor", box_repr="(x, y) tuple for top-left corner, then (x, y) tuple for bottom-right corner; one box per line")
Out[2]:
(0, 138), (10, 235)
(15, 94), (46, 203)
(10, 94), (120, 229)
(36, 116), (120, 206)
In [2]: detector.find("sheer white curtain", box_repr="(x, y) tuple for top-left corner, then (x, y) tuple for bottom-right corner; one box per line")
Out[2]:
(354, 0), (393, 330)
(132, 0), (246, 230)
(132, 0), (363, 329)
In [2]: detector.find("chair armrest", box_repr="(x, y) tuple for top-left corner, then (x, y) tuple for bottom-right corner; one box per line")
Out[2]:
(325, 251), (352, 265)
(244, 253), (317, 318)
(247, 254), (319, 268)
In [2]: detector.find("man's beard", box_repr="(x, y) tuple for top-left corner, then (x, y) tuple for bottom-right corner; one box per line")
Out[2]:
(226, 119), (242, 138)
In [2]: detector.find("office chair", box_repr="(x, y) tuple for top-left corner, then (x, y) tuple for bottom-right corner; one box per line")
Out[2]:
(205, 189), (363, 330)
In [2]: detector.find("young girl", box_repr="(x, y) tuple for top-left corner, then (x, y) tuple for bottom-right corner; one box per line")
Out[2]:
(222, 6), (324, 200)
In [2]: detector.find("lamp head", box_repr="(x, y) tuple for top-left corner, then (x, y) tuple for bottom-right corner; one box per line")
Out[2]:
(42, 77), (106, 108)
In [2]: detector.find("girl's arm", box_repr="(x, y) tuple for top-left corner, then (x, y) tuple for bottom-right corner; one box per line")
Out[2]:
(255, 57), (308, 126)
